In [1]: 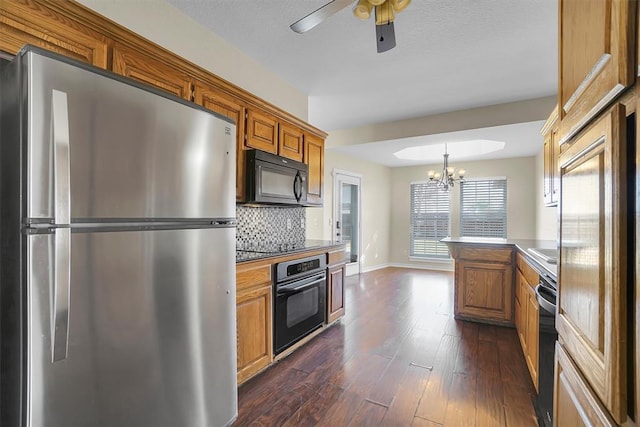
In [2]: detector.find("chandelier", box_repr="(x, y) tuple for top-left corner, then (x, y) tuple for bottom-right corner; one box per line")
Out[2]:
(427, 145), (466, 191)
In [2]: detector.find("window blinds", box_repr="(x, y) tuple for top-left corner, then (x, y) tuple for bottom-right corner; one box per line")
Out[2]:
(410, 183), (451, 258)
(460, 178), (507, 238)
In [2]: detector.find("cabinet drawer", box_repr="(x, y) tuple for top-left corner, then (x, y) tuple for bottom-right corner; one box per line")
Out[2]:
(328, 249), (345, 266)
(516, 253), (539, 289)
(236, 263), (272, 291)
(458, 246), (513, 264)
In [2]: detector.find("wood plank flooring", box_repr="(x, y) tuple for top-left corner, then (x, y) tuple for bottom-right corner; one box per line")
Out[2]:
(234, 267), (538, 427)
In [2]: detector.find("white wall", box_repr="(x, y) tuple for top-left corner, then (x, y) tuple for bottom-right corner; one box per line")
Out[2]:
(389, 156), (538, 266)
(306, 151), (391, 271)
(76, 0), (308, 121)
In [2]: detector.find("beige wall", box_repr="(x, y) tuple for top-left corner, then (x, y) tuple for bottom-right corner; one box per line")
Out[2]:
(390, 156), (538, 265)
(535, 149), (559, 241)
(77, 0), (309, 121)
(306, 151), (391, 271)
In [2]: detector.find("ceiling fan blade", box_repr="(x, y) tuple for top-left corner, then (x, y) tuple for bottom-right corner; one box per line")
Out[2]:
(376, 21), (396, 53)
(290, 0), (354, 34)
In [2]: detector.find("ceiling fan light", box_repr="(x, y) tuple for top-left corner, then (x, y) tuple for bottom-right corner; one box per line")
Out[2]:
(390, 0), (411, 13)
(367, 0), (387, 6)
(375, 1), (394, 25)
(353, 0), (373, 20)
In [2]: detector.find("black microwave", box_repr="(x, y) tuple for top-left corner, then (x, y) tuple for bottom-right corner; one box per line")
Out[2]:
(244, 150), (308, 205)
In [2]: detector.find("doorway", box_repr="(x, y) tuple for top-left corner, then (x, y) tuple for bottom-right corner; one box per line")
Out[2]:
(333, 169), (362, 276)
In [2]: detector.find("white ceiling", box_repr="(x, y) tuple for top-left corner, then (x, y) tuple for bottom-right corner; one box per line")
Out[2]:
(166, 0), (558, 164)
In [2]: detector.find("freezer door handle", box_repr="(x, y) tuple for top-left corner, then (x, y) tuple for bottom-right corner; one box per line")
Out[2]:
(51, 89), (71, 361)
(52, 89), (71, 225)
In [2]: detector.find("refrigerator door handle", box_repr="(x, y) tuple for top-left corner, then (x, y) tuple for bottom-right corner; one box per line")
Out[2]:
(51, 89), (71, 362)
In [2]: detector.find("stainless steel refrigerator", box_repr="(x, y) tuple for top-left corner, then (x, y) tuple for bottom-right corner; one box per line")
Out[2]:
(0, 46), (238, 427)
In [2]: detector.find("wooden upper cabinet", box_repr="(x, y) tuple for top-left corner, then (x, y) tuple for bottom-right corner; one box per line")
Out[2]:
(0, 0), (108, 67)
(194, 82), (247, 202)
(558, 0), (634, 144)
(541, 106), (559, 206)
(557, 104), (628, 423)
(278, 123), (304, 162)
(304, 133), (325, 205)
(246, 108), (278, 154)
(112, 43), (193, 100)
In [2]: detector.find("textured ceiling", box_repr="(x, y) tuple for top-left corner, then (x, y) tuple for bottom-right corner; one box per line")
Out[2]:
(166, 0), (557, 162)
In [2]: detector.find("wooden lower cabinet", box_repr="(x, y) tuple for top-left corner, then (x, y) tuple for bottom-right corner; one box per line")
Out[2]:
(236, 263), (273, 385)
(327, 264), (345, 323)
(448, 244), (514, 325)
(557, 104), (628, 422)
(515, 254), (540, 391)
(555, 342), (616, 426)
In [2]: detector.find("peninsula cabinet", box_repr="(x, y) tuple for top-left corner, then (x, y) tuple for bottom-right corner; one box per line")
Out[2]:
(558, 0), (635, 144)
(557, 104), (628, 423)
(448, 244), (514, 326)
(236, 262), (273, 385)
(194, 82), (247, 201)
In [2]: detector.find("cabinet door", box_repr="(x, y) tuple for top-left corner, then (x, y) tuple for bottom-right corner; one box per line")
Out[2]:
(554, 343), (617, 426)
(194, 83), (247, 202)
(543, 133), (554, 205)
(515, 270), (527, 349)
(557, 105), (628, 422)
(525, 285), (539, 392)
(236, 284), (272, 385)
(246, 109), (278, 154)
(0, 1), (107, 67)
(455, 261), (513, 323)
(278, 122), (304, 162)
(327, 264), (345, 323)
(558, 0), (634, 143)
(304, 133), (325, 205)
(112, 43), (192, 100)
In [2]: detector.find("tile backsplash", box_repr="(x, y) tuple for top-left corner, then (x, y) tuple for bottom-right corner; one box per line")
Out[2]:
(236, 206), (305, 248)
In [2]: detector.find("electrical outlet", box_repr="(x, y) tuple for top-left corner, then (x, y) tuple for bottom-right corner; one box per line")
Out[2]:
(301, 218), (305, 228)
(286, 218), (292, 230)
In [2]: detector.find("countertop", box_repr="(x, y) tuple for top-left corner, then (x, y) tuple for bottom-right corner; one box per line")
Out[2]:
(236, 240), (345, 263)
(441, 236), (558, 281)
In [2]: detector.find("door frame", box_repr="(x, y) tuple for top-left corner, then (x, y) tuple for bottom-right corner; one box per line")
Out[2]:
(332, 169), (362, 276)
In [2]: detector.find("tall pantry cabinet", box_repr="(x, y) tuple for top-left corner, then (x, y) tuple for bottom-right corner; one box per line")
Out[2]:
(555, 0), (637, 425)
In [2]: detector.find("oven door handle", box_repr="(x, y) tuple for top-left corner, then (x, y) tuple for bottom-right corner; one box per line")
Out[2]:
(277, 273), (326, 295)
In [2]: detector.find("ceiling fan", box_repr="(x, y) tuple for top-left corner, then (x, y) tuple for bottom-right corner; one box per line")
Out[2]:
(290, 0), (412, 53)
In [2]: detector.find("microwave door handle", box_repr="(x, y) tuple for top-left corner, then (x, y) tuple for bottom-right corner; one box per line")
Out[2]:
(293, 173), (302, 201)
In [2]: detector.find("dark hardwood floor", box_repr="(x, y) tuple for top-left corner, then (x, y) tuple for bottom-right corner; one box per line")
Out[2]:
(234, 267), (538, 427)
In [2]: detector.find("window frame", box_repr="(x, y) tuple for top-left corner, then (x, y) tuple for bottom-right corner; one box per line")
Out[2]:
(409, 181), (452, 259)
(459, 176), (508, 239)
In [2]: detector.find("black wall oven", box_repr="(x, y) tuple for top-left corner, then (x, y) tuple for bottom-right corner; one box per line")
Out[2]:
(274, 254), (327, 355)
(534, 274), (558, 427)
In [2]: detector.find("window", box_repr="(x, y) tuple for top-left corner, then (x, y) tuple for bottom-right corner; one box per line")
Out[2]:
(460, 178), (507, 238)
(410, 182), (450, 258)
